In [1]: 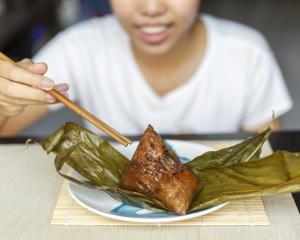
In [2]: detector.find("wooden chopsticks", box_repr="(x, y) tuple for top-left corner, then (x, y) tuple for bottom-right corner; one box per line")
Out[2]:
(0, 52), (132, 146)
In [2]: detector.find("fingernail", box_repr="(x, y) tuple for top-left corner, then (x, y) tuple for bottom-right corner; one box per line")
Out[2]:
(62, 92), (69, 98)
(55, 83), (69, 92)
(41, 77), (55, 90)
(59, 90), (69, 98)
(46, 94), (56, 103)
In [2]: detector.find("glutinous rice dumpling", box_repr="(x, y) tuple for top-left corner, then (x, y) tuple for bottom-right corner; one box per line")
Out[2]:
(119, 125), (200, 215)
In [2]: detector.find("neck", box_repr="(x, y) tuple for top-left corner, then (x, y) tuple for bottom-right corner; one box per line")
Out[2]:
(131, 20), (207, 96)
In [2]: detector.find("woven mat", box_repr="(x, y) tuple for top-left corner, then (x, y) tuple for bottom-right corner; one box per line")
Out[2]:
(51, 140), (272, 226)
(51, 182), (270, 226)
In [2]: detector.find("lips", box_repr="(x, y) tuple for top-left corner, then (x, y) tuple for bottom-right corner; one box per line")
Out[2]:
(136, 24), (173, 45)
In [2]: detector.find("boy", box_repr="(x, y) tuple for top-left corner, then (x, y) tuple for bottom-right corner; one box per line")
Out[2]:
(0, 0), (292, 136)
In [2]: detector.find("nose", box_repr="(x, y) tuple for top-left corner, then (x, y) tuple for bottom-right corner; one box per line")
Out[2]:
(139, 0), (167, 17)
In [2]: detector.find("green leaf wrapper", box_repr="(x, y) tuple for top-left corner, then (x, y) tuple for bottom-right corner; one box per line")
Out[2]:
(189, 151), (300, 212)
(186, 126), (271, 170)
(41, 123), (167, 211)
(40, 122), (300, 214)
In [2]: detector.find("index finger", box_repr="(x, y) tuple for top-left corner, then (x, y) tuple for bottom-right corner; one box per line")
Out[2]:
(0, 59), (54, 90)
(18, 59), (48, 75)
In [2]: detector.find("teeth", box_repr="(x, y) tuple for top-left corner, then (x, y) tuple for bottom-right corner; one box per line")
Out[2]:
(141, 26), (167, 34)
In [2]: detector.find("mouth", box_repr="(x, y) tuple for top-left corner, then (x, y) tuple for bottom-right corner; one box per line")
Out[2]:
(135, 24), (173, 45)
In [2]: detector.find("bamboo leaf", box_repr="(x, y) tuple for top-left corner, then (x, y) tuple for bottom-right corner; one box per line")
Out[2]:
(186, 126), (272, 171)
(40, 122), (167, 211)
(189, 151), (300, 212)
(40, 122), (300, 215)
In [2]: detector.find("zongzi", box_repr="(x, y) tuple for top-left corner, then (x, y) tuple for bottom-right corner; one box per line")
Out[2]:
(119, 125), (200, 215)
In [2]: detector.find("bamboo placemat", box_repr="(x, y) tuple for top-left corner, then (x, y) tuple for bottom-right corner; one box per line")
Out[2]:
(51, 182), (269, 226)
(51, 140), (272, 226)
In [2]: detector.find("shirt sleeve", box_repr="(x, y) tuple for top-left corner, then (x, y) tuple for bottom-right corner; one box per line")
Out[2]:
(241, 43), (293, 129)
(33, 32), (79, 111)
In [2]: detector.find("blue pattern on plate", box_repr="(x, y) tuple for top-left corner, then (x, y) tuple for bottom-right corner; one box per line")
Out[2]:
(111, 204), (175, 218)
(165, 141), (191, 163)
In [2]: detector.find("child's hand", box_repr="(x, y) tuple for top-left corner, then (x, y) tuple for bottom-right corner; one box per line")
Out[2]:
(0, 58), (69, 117)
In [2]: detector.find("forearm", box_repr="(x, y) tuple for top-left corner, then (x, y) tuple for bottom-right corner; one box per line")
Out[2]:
(0, 115), (8, 131)
(0, 105), (49, 137)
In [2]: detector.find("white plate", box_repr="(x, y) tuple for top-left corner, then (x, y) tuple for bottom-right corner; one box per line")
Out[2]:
(68, 140), (228, 223)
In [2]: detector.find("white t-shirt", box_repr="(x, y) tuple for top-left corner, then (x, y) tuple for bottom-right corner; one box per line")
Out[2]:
(34, 14), (292, 135)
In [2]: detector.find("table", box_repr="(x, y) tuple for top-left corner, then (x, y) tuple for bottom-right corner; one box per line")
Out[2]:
(1, 131), (300, 240)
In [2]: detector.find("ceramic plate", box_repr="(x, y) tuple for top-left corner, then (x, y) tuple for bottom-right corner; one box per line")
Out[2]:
(68, 140), (227, 223)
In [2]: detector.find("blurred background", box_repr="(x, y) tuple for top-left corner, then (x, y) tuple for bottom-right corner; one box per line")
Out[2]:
(0, 0), (299, 136)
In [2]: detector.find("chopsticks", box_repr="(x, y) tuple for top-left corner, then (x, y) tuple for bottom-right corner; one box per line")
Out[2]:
(0, 52), (132, 146)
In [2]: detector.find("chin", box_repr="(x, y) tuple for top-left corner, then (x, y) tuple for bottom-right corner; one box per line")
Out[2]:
(133, 39), (177, 57)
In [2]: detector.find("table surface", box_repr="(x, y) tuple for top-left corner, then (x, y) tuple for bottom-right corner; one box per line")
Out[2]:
(1, 131), (300, 240)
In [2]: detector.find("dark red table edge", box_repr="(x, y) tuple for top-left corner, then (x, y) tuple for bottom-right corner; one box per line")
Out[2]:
(1, 130), (300, 213)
